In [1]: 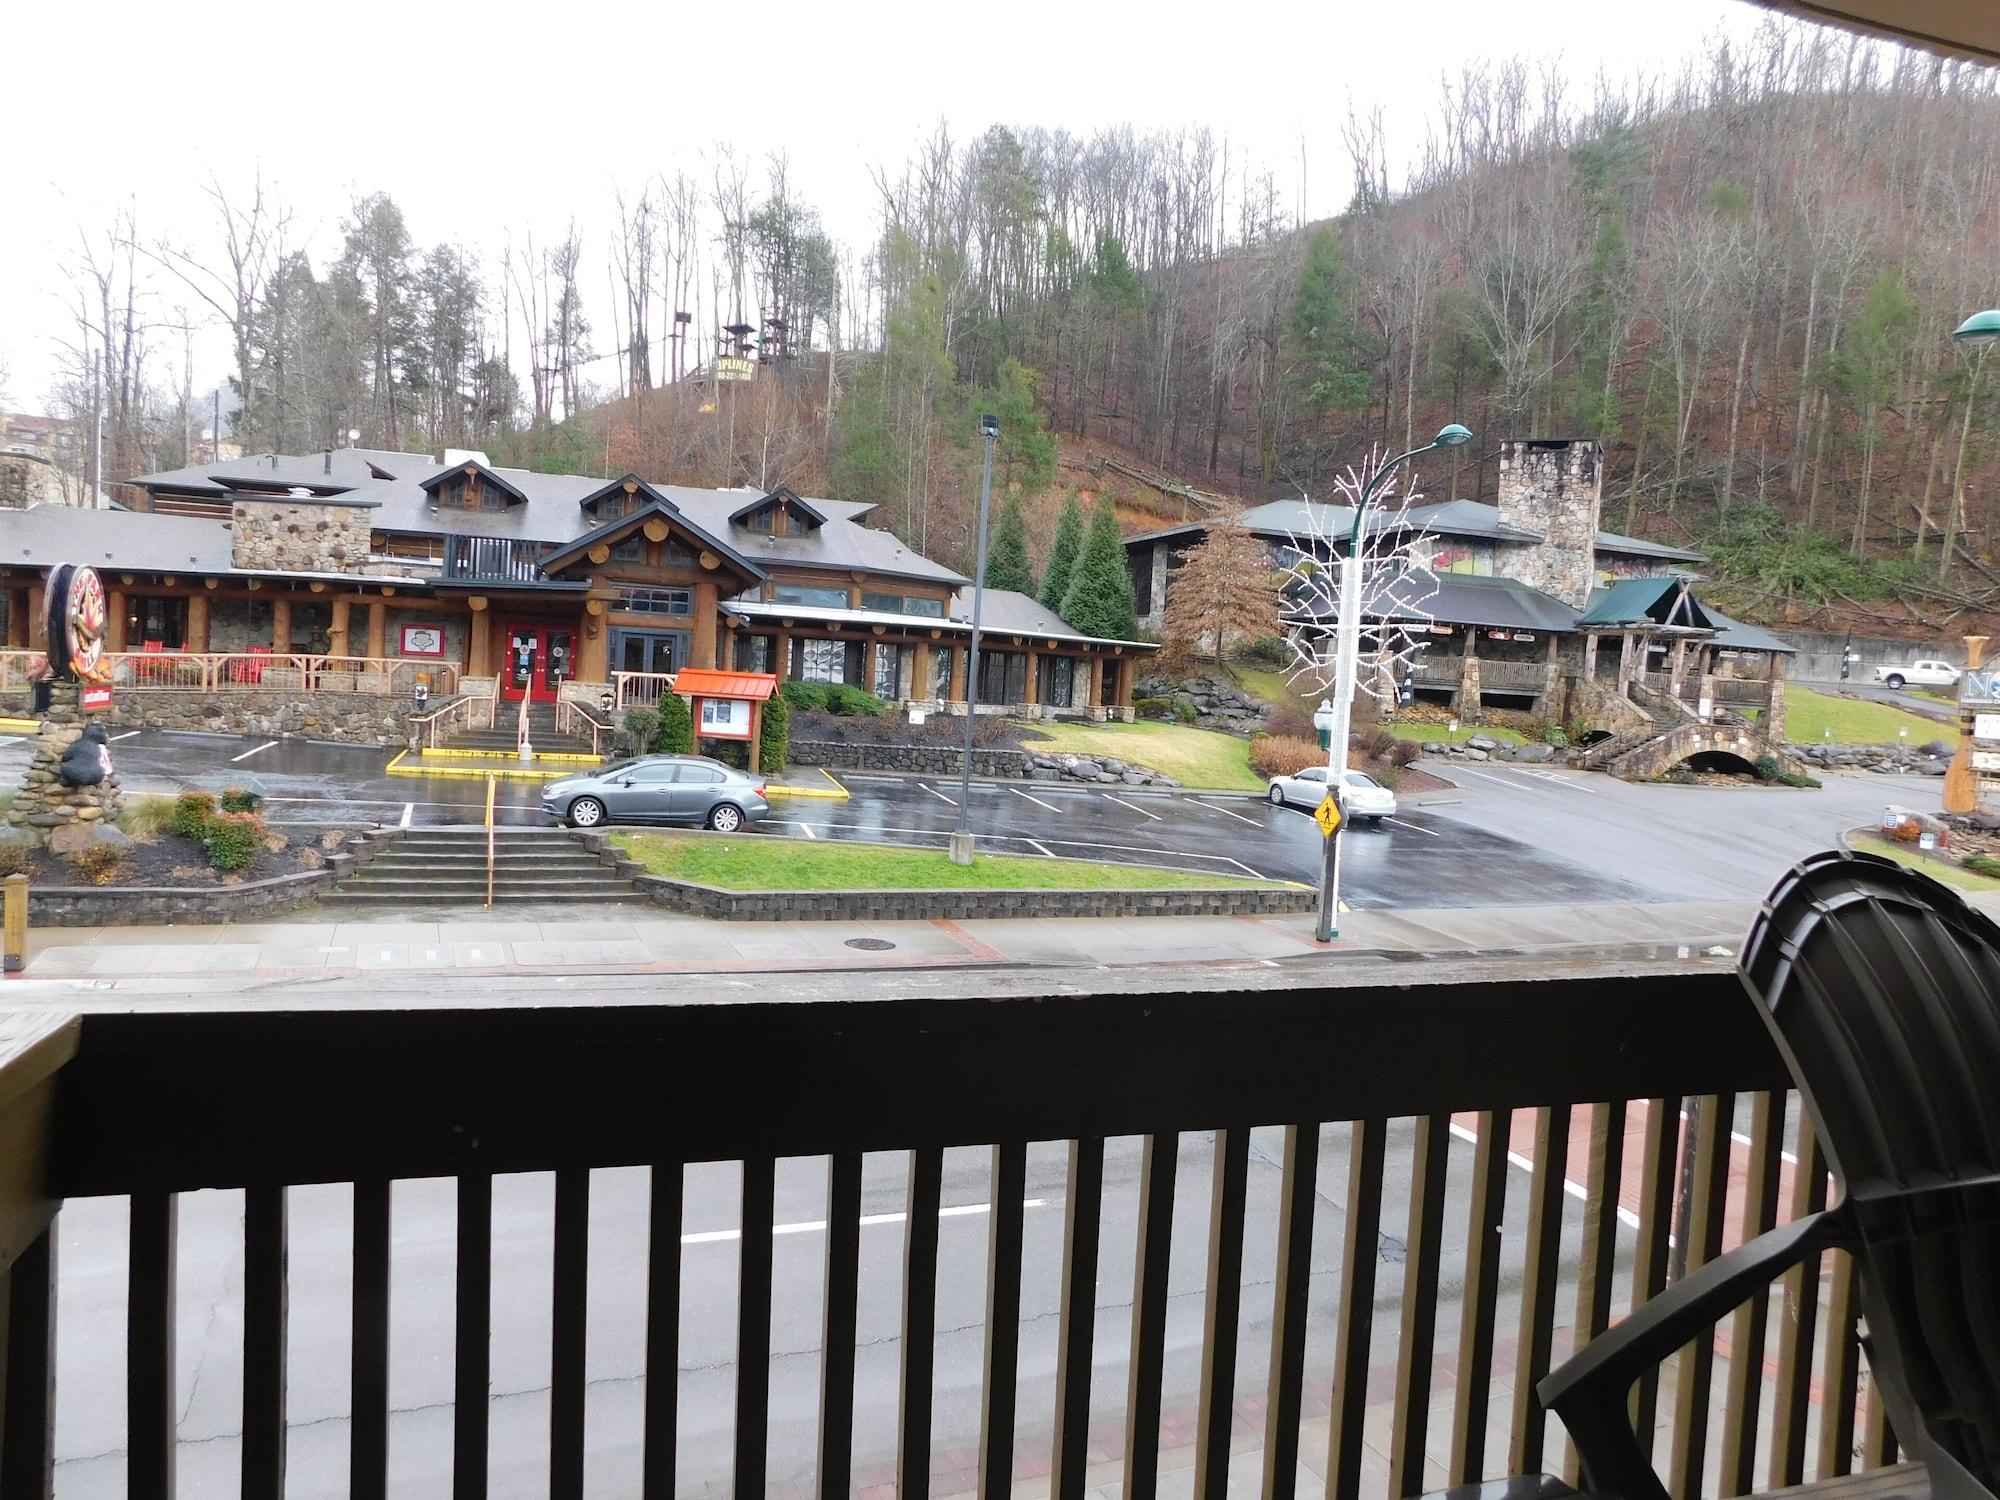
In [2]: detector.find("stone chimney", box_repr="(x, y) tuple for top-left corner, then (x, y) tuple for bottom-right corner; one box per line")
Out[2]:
(1495, 438), (1603, 609)
(229, 493), (376, 574)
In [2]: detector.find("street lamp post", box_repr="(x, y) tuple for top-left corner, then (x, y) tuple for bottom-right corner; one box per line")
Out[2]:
(1314, 423), (1472, 942)
(949, 413), (1001, 865)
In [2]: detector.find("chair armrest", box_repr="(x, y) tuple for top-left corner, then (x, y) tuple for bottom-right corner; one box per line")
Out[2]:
(1537, 1208), (1850, 1500)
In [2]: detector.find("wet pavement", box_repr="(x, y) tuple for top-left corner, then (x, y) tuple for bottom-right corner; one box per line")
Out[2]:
(0, 728), (1644, 909)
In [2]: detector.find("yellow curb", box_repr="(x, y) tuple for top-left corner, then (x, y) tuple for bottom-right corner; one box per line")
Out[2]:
(419, 746), (600, 764)
(383, 750), (573, 783)
(764, 767), (850, 800)
(0, 718), (38, 735)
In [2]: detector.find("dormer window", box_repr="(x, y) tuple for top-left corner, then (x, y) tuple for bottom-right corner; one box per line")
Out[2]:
(419, 460), (527, 513)
(730, 488), (827, 535)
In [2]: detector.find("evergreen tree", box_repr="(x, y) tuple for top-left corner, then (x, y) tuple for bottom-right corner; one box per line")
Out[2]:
(984, 495), (1035, 594)
(1060, 498), (1137, 640)
(758, 688), (791, 771)
(657, 691), (694, 754)
(1039, 493), (1086, 611)
(1287, 228), (1370, 417)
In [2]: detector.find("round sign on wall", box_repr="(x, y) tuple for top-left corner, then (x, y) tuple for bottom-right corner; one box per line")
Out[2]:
(42, 564), (112, 684)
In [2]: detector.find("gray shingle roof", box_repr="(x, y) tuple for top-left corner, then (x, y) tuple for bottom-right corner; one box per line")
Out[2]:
(1706, 609), (1796, 654)
(1593, 528), (1705, 563)
(1290, 571), (1581, 633)
(130, 447), (439, 495)
(0, 506), (234, 571)
(948, 588), (1155, 649)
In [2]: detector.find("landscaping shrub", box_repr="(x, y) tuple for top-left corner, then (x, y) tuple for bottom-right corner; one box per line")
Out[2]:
(759, 689), (791, 771)
(171, 792), (218, 839)
(780, 681), (832, 713)
(656, 692), (694, 754)
(1172, 698), (1200, 724)
(1887, 816), (1923, 843)
(1133, 696), (1173, 721)
(118, 795), (177, 840)
(1663, 766), (1698, 784)
(1243, 636), (1287, 667)
(205, 811), (265, 872)
(0, 845), (30, 878)
(1752, 752), (1784, 783)
(1544, 724), (1569, 747)
(1782, 770), (1823, 789)
(826, 684), (889, 716)
(1264, 702), (1318, 741)
(1389, 739), (1424, 768)
(1375, 764), (1401, 790)
(1249, 735), (1324, 779)
(220, 786), (263, 814)
(623, 706), (661, 749)
(1354, 725), (1397, 761)
(1964, 853), (2000, 879)
(69, 844), (125, 885)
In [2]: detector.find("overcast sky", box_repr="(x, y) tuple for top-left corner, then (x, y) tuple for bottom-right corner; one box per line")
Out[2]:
(2, 0), (1772, 414)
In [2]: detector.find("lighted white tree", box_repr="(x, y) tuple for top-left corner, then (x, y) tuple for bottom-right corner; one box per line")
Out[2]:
(1279, 458), (1443, 709)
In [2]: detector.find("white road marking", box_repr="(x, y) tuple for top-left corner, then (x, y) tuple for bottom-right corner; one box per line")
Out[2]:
(108, 730), (142, 742)
(1027, 839), (1055, 857)
(1010, 786), (1062, 813)
(1104, 793), (1162, 821)
(801, 817), (1246, 872)
(399, 803), (413, 829)
(229, 740), (279, 763)
(1450, 1122), (1641, 1229)
(1223, 857), (1267, 879)
(1197, 799), (1261, 826)
(0, 737), (18, 749)
(918, 783), (958, 807)
(1384, 816), (1439, 837)
(799, 822), (817, 839)
(681, 1198), (1046, 1245)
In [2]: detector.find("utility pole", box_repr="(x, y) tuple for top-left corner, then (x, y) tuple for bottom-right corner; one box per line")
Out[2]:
(949, 414), (1001, 866)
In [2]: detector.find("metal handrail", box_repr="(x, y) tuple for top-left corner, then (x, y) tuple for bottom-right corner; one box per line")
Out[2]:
(554, 698), (615, 756)
(515, 691), (531, 753)
(407, 696), (474, 750)
(484, 775), (497, 909)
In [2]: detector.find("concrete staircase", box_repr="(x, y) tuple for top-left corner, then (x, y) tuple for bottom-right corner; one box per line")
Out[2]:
(325, 827), (639, 905)
(441, 702), (595, 756)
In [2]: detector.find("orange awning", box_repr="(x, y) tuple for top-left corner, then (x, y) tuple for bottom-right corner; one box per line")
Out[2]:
(672, 669), (779, 700)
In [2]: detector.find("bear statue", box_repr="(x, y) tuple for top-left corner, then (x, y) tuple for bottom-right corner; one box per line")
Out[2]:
(57, 724), (113, 788)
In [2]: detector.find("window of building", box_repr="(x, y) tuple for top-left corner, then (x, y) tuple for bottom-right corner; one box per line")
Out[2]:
(615, 587), (693, 617)
(1127, 547), (1154, 607)
(773, 583), (850, 610)
(611, 536), (646, 563)
(861, 591), (945, 618)
(976, 650), (1025, 705)
(129, 596), (189, 649)
(798, 638), (848, 683)
(931, 645), (952, 696)
(871, 643), (904, 699)
(740, 505), (776, 533)
(1042, 655), (1077, 708)
(662, 539), (697, 565)
(734, 634), (773, 673)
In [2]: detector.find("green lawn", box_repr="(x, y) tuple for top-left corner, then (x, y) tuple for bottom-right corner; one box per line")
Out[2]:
(1785, 685), (1947, 746)
(1222, 663), (1309, 708)
(1017, 720), (1264, 791)
(612, 832), (1291, 890)
(1850, 834), (1999, 892)
(1387, 721), (1529, 747)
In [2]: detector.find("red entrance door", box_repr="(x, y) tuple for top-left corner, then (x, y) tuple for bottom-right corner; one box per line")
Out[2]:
(501, 622), (576, 702)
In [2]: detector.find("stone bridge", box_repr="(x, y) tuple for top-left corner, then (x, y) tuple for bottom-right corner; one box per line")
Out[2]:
(1595, 719), (1805, 779)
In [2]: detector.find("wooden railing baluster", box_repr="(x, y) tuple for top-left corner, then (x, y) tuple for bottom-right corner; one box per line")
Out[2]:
(1770, 1125), (1830, 1489)
(128, 1194), (178, 1500)
(1262, 1123), (1321, 1500)
(1863, 1384), (1898, 1470)
(1, 1226), (57, 1500)
(1669, 1093), (1736, 1500)
(643, 1162), (684, 1500)
(1328, 1119), (1387, 1500)
(242, 1186), (288, 1500)
(1630, 1098), (1680, 1459)
(1450, 1108), (1513, 1487)
(1123, 1133), (1178, 1500)
(1721, 1093), (1786, 1496)
(351, 1179), (392, 1500)
(978, 1142), (1028, 1500)
(1508, 1106), (1573, 1476)
(1819, 1252), (1862, 1479)
(551, 1168), (591, 1500)
(1194, 1128), (1251, 1500)
(1564, 1100), (1629, 1486)
(1389, 1115), (1452, 1499)
(454, 1174), (493, 1500)
(735, 1158), (776, 1500)
(1052, 1137), (1104, 1500)
(818, 1153), (863, 1500)
(899, 1146), (943, 1500)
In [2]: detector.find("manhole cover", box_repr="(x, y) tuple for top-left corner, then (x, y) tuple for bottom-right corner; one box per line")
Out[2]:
(844, 937), (897, 952)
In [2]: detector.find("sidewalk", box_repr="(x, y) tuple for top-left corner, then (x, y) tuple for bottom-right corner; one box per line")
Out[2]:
(6, 896), (1770, 989)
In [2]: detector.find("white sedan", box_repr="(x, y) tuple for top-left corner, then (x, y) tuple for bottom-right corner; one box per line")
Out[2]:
(1266, 766), (1398, 825)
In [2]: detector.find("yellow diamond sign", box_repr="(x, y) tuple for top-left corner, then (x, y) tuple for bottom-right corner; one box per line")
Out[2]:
(1314, 794), (1342, 837)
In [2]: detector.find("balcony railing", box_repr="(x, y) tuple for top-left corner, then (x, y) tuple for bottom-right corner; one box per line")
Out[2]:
(0, 649), (457, 698)
(442, 534), (546, 583)
(0, 964), (1904, 1499)
(1474, 658), (1551, 692)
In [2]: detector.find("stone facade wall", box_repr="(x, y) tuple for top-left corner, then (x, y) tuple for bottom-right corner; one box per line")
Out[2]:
(626, 871), (1313, 922)
(789, 738), (1034, 778)
(101, 689), (418, 745)
(4, 687), (122, 852)
(230, 500), (372, 573)
(1495, 439), (1604, 609)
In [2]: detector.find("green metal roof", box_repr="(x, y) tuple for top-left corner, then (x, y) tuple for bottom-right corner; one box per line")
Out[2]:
(1579, 576), (1717, 630)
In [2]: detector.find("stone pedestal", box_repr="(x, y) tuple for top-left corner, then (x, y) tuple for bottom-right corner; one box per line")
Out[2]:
(4, 683), (123, 852)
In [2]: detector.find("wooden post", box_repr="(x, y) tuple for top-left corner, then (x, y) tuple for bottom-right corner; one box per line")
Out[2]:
(748, 700), (763, 774)
(1582, 633), (1599, 681)
(25, 586), (44, 650)
(2, 874), (25, 974)
(693, 584), (719, 668)
(1024, 649), (1040, 708)
(186, 593), (210, 653)
(467, 604), (493, 678)
(909, 641), (932, 700)
(365, 601), (387, 661)
(949, 645), (969, 705)
(772, 631), (793, 683)
(1945, 635), (1988, 815)
(277, 598), (299, 653)
(106, 589), (128, 653)
(4, 588), (27, 648)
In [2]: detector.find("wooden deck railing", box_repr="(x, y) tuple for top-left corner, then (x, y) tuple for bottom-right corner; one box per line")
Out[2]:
(0, 650), (458, 698)
(612, 670), (677, 710)
(0, 966), (1902, 1499)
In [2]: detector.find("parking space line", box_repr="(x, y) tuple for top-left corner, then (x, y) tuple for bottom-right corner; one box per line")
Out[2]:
(799, 822), (817, 839)
(400, 803), (414, 829)
(1223, 857), (1267, 879)
(1384, 816), (1438, 837)
(1027, 839), (1055, 857)
(229, 740), (279, 763)
(1103, 793), (1162, 821)
(918, 783), (958, 807)
(1010, 786), (1061, 813)
(1197, 798), (1261, 826)
(108, 730), (142, 742)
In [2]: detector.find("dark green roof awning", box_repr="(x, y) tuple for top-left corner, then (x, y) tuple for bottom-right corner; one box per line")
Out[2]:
(1579, 576), (1717, 630)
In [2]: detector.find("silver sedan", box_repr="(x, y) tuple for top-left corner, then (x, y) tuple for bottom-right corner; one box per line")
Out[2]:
(540, 755), (771, 831)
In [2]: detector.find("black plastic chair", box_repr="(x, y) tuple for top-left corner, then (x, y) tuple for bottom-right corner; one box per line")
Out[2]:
(1516, 850), (2000, 1500)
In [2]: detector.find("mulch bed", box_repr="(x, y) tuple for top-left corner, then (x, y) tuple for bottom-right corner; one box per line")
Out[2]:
(7, 823), (364, 888)
(1394, 766), (1454, 795)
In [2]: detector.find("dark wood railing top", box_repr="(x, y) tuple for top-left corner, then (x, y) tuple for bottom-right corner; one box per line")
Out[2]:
(47, 963), (1786, 1197)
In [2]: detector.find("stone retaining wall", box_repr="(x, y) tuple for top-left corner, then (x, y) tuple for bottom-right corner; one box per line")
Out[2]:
(106, 690), (417, 744)
(626, 871), (1312, 922)
(25, 868), (337, 926)
(788, 739), (1034, 778)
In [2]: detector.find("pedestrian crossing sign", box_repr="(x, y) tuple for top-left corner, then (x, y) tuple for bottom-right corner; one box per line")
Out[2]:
(1314, 794), (1342, 837)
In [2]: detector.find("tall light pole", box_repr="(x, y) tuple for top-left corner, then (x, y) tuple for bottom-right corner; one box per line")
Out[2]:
(949, 413), (1001, 865)
(1944, 312), (2000, 817)
(1315, 423), (1473, 942)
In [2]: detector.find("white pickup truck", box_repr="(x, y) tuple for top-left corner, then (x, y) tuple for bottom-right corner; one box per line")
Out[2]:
(1874, 658), (1960, 690)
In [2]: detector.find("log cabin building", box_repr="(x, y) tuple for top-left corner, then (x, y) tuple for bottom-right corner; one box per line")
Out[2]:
(0, 448), (1153, 723)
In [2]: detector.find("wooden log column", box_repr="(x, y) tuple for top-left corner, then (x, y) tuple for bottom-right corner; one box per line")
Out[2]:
(909, 640), (932, 699)
(466, 599), (492, 677)
(579, 601), (608, 682)
(1024, 649), (1040, 707)
(186, 594), (210, 653)
(365, 601), (387, 660)
(5, 587), (28, 647)
(277, 598), (299, 653)
(949, 645), (968, 705)
(25, 585), (45, 650)
(692, 584), (720, 669)
(106, 589), (128, 653)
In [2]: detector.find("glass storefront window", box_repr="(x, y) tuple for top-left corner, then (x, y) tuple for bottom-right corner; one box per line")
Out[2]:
(129, 597), (189, 649)
(799, 639), (847, 683)
(774, 584), (850, 610)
